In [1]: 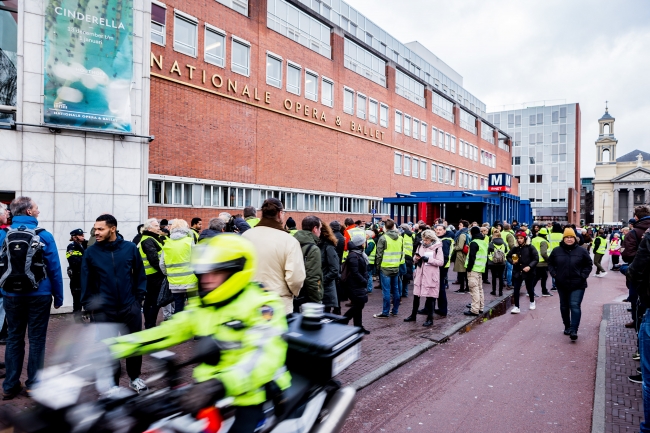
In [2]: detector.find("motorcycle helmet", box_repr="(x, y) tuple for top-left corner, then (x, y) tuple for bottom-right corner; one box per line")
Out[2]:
(191, 234), (256, 304)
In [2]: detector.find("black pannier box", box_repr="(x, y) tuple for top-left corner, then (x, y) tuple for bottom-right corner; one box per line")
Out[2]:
(285, 314), (363, 384)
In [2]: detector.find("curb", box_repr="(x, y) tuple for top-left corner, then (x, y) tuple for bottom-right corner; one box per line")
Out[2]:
(349, 292), (513, 391)
(592, 304), (611, 433)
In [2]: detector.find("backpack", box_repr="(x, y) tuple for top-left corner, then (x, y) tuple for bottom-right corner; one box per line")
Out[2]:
(491, 244), (506, 264)
(0, 226), (47, 293)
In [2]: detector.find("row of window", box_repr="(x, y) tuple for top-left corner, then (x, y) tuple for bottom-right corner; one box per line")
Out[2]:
(489, 106), (568, 128)
(343, 87), (389, 126)
(480, 150), (496, 168)
(513, 153), (569, 166)
(265, 53), (333, 106)
(148, 180), (390, 214)
(392, 152), (487, 190)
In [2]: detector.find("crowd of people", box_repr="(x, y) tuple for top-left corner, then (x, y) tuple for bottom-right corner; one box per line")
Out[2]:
(1, 193), (649, 426)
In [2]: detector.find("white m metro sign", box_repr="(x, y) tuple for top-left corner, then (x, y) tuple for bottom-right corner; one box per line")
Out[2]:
(488, 173), (512, 192)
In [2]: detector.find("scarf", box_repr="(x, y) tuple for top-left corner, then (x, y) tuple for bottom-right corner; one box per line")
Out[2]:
(256, 217), (287, 232)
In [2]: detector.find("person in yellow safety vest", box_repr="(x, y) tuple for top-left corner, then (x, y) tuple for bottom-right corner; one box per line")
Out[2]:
(547, 222), (565, 290)
(464, 226), (488, 316)
(487, 230), (508, 296)
(480, 226), (491, 284)
(285, 216), (298, 235)
(373, 219), (404, 318)
(108, 234), (292, 432)
(190, 217), (202, 244)
(531, 227), (552, 297)
(399, 223), (415, 297)
(161, 219), (198, 315)
(138, 218), (167, 329)
(342, 218), (365, 262)
(365, 230), (377, 293)
(521, 223), (531, 237)
(433, 224), (454, 317)
(609, 232), (622, 270)
(244, 205), (260, 228)
(592, 229), (608, 277)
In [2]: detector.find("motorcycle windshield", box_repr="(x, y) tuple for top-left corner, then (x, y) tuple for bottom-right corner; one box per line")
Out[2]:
(31, 323), (125, 409)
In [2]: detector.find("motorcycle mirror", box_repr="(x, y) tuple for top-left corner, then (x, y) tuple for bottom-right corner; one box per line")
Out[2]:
(191, 337), (222, 366)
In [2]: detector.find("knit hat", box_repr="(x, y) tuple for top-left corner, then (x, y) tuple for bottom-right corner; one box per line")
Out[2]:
(160, 219), (169, 226)
(515, 230), (527, 238)
(562, 227), (576, 238)
(350, 232), (366, 247)
(286, 217), (296, 229)
(470, 226), (481, 236)
(538, 228), (548, 236)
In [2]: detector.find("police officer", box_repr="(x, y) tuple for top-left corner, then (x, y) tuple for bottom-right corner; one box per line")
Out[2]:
(109, 234), (291, 433)
(66, 228), (87, 319)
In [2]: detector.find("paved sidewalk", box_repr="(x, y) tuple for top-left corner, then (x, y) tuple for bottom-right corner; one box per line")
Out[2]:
(604, 303), (644, 432)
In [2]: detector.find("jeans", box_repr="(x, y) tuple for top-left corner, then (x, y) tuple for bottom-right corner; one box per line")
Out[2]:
(557, 287), (585, 332)
(0, 297), (5, 331)
(490, 265), (505, 294)
(639, 311), (650, 433)
(535, 266), (549, 293)
(3, 295), (52, 392)
(504, 261), (513, 286)
(433, 267), (448, 315)
(512, 272), (536, 308)
(367, 264), (375, 293)
(398, 263), (408, 297)
(173, 293), (187, 314)
(380, 270), (400, 315)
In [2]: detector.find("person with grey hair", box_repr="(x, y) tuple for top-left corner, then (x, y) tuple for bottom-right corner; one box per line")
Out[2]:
(1, 197), (63, 399)
(138, 218), (167, 329)
(405, 230), (443, 326)
(198, 217), (226, 242)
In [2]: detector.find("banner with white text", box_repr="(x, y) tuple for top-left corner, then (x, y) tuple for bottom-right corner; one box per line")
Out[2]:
(43, 0), (133, 132)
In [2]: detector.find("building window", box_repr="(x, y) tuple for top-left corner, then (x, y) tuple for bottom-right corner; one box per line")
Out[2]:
(205, 25), (226, 67)
(438, 130), (444, 149)
(369, 99), (378, 124)
(216, 0), (248, 16)
(380, 103), (389, 128)
(305, 69), (318, 101)
(231, 36), (250, 76)
(451, 136), (456, 153)
(174, 11), (198, 57)
(433, 93), (455, 123)
(444, 167), (450, 184)
(394, 153), (402, 174)
(513, 156), (521, 165)
(459, 139), (464, 156)
(266, 52), (282, 88)
(0, 0), (17, 122)
(151, 2), (166, 46)
(395, 110), (402, 133)
(421, 122), (427, 143)
(404, 115), (411, 136)
(322, 77), (334, 107)
(287, 62), (301, 95)
(431, 164), (437, 182)
(445, 133), (450, 151)
(344, 38), (386, 86)
(420, 160), (426, 180)
(413, 119), (419, 140)
(395, 70), (425, 107)
(450, 169), (456, 186)
(344, 87), (354, 114)
(412, 158), (419, 178)
(438, 165), (444, 183)
(357, 93), (367, 120)
(404, 155), (411, 176)
(267, 0), (332, 58)
(432, 127), (437, 146)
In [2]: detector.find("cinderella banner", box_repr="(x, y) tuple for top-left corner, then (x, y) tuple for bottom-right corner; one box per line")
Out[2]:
(43, 0), (133, 132)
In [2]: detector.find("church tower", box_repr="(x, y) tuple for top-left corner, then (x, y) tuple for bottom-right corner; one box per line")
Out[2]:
(595, 103), (617, 164)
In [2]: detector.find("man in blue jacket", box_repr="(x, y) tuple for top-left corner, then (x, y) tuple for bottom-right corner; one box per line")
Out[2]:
(1, 197), (64, 400)
(81, 214), (148, 393)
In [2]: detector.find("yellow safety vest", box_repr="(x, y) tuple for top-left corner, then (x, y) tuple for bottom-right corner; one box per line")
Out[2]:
(610, 238), (620, 251)
(488, 242), (508, 263)
(162, 235), (198, 289)
(138, 235), (163, 275)
(247, 218), (260, 228)
(548, 232), (563, 252)
(531, 236), (549, 263)
(596, 237), (607, 255)
(289, 229), (298, 236)
(367, 239), (376, 265)
(441, 237), (455, 268)
(343, 227), (366, 261)
(403, 233), (414, 258)
(464, 238), (488, 273)
(381, 235), (404, 269)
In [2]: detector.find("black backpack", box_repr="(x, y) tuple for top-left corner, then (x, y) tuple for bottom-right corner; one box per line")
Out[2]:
(0, 226), (47, 293)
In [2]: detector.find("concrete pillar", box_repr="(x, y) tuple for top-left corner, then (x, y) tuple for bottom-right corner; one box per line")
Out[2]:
(645, 188), (650, 205)
(628, 188), (635, 219)
(612, 189), (619, 222)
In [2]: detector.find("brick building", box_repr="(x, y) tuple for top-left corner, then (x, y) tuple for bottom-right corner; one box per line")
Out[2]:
(146, 0), (513, 225)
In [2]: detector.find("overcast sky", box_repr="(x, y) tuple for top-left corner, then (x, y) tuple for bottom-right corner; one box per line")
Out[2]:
(346, 0), (650, 177)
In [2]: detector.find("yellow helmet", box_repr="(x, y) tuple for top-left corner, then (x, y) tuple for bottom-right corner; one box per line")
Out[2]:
(191, 234), (257, 304)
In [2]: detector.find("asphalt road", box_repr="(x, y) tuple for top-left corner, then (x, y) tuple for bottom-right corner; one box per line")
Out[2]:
(342, 268), (627, 433)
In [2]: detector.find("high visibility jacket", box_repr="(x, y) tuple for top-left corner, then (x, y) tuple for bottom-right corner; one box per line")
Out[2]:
(441, 237), (455, 268)
(381, 235), (404, 269)
(465, 239), (488, 273)
(548, 232), (563, 252)
(531, 236), (549, 263)
(289, 229), (298, 236)
(596, 237), (607, 254)
(162, 235), (198, 291)
(108, 283), (291, 407)
(403, 233), (414, 257)
(367, 239), (376, 265)
(139, 235), (163, 275)
(246, 218), (260, 228)
(191, 230), (199, 244)
(488, 242), (508, 262)
(343, 227), (366, 261)
(610, 238), (620, 251)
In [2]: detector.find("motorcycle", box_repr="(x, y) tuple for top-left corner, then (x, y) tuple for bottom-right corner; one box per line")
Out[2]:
(0, 304), (363, 433)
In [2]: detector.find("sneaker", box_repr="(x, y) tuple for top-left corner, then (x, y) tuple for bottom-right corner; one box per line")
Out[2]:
(510, 306), (520, 314)
(464, 311), (479, 317)
(361, 327), (371, 335)
(534, 292), (540, 298)
(530, 301), (536, 310)
(625, 321), (636, 329)
(563, 328), (571, 335)
(633, 352), (641, 361)
(550, 287), (558, 291)
(466, 304), (472, 309)
(542, 291), (553, 297)
(390, 312), (399, 317)
(628, 374), (643, 384)
(570, 330), (578, 341)
(373, 313), (389, 319)
(130, 378), (148, 394)
(403, 316), (416, 322)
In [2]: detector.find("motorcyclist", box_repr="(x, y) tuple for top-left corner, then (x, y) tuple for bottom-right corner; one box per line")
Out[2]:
(107, 234), (291, 433)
